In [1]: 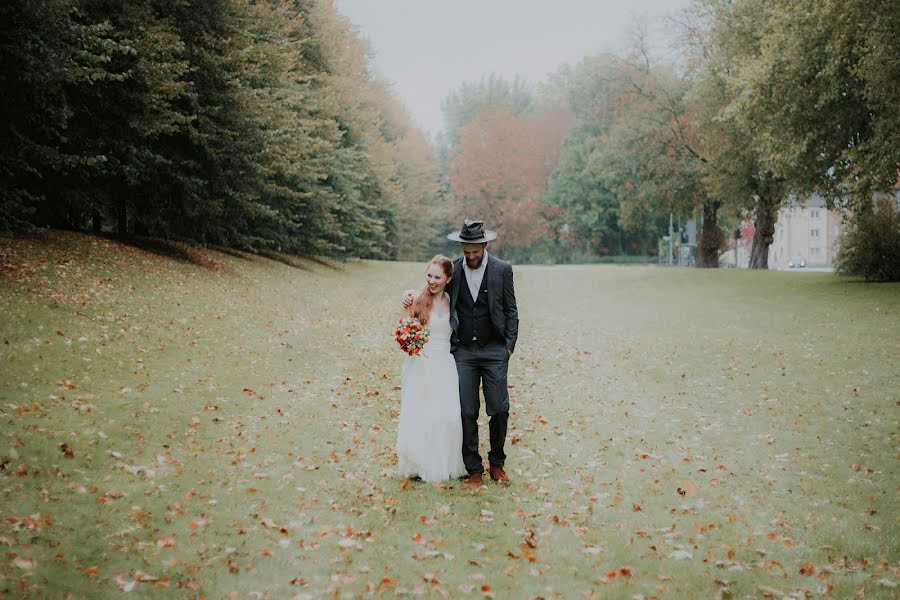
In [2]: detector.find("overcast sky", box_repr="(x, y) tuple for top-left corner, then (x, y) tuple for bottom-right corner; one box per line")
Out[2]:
(334, 0), (693, 136)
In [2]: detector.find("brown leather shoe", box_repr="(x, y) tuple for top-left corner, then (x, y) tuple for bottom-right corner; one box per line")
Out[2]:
(463, 472), (484, 488)
(489, 464), (510, 486)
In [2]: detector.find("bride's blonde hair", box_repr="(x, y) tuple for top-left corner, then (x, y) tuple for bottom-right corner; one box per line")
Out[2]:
(409, 255), (453, 326)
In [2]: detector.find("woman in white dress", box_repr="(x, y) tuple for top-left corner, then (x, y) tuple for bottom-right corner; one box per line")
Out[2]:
(396, 255), (467, 482)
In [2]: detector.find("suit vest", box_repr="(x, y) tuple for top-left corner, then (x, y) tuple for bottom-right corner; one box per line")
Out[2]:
(457, 262), (497, 347)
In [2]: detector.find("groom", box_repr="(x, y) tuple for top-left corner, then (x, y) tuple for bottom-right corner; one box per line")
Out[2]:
(405, 219), (519, 487)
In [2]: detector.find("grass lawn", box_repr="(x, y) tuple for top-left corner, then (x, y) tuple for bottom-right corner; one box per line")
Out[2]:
(1, 231), (898, 599)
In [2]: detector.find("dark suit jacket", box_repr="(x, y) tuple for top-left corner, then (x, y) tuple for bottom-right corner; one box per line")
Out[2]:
(449, 254), (519, 354)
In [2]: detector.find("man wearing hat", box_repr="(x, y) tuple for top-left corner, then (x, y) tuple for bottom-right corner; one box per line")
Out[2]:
(403, 219), (519, 487)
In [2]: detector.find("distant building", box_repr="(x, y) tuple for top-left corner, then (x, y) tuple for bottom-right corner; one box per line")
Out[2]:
(768, 195), (846, 269)
(733, 233), (752, 268)
(728, 191), (899, 269)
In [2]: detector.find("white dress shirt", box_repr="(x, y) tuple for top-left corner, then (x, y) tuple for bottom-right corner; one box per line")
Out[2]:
(463, 251), (488, 303)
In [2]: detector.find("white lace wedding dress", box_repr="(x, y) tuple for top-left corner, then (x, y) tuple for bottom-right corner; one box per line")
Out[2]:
(396, 309), (467, 482)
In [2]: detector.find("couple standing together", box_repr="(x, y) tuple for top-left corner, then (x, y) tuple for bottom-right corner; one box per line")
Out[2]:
(397, 219), (518, 488)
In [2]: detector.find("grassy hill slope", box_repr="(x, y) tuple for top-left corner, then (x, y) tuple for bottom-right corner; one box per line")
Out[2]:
(1, 231), (898, 598)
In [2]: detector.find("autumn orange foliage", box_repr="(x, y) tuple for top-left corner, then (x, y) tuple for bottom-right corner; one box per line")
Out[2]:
(448, 106), (572, 254)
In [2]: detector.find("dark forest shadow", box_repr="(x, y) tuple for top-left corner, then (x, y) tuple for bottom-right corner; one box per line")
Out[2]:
(257, 250), (342, 271)
(209, 245), (257, 261)
(296, 253), (342, 270)
(4, 228), (345, 273)
(108, 234), (226, 271)
(257, 250), (311, 271)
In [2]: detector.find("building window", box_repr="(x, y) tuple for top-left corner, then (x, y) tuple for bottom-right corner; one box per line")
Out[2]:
(811, 247), (822, 256)
(810, 228), (820, 238)
(810, 209), (820, 218)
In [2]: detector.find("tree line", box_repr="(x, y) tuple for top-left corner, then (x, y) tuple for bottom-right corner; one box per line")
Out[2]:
(438, 0), (899, 276)
(1, 0), (443, 260)
(3, 0), (897, 278)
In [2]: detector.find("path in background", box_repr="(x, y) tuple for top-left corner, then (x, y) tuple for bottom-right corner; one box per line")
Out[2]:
(1, 232), (897, 598)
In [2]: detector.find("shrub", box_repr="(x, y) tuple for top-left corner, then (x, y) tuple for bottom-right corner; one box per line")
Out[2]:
(835, 198), (900, 282)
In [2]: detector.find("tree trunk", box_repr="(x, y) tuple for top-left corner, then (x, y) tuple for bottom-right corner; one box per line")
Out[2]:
(697, 200), (723, 268)
(748, 191), (778, 269)
(116, 197), (127, 237)
(92, 207), (102, 234)
(133, 218), (148, 236)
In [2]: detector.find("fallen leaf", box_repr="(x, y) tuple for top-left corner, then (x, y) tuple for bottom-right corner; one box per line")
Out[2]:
(115, 574), (136, 592)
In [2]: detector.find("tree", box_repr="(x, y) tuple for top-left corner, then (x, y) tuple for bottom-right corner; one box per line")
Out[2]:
(0, 0), (75, 231)
(835, 195), (900, 282)
(1, 0), (444, 260)
(542, 56), (629, 257)
(66, 0), (199, 238)
(600, 3), (801, 269)
(722, 0), (900, 207)
(542, 54), (714, 263)
(603, 60), (708, 259)
(447, 105), (570, 262)
(356, 81), (444, 260)
(441, 75), (533, 146)
(676, 0), (900, 269)
(543, 123), (624, 256)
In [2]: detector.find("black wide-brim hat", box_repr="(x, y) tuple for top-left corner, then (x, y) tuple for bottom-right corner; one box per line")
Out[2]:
(447, 219), (497, 243)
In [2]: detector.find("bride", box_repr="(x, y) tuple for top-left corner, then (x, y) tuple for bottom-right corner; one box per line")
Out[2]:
(396, 255), (467, 482)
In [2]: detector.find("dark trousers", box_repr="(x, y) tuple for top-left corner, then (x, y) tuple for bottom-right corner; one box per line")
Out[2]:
(453, 341), (509, 474)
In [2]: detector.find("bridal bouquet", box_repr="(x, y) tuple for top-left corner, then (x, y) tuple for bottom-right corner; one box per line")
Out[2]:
(394, 317), (429, 356)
